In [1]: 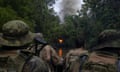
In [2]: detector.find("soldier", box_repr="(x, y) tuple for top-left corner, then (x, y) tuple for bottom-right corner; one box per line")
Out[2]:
(64, 29), (120, 72)
(25, 28), (63, 72)
(64, 38), (88, 72)
(34, 33), (63, 72)
(34, 33), (63, 65)
(65, 35), (87, 60)
(0, 20), (49, 72)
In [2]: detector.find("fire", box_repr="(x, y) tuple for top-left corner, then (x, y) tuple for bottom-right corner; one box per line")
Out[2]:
(58, 48), (63, 57)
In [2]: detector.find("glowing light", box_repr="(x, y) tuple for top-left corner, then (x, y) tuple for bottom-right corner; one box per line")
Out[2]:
(58, 39), (63, 44)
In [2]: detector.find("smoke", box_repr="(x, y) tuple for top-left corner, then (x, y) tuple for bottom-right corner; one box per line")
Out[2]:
(53, 0), (83, 23)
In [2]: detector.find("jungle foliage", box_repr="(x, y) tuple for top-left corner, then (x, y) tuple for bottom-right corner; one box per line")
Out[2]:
(0, 0), (119, 48)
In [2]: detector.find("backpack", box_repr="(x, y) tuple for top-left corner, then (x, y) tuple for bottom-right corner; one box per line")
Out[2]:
(80, 51), (118, 72)
(64, 51), (119, 72)
(0, 51), (32, 72)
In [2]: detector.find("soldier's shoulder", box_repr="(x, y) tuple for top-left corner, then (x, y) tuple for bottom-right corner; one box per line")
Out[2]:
(25, 56), (49, 71)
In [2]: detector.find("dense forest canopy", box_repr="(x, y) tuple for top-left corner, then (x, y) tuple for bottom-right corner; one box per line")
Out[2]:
(0, 0), (119, 49)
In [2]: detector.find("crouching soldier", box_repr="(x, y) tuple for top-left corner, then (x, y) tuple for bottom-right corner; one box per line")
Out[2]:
(0, 20), (49, 72)
(64, 29), (120, 72)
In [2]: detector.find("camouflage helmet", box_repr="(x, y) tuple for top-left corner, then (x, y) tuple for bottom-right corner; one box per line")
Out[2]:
(93, 29), (120, 50)
(0, 20), (35, 46)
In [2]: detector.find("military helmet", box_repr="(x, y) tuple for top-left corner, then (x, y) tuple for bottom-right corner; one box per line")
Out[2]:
(93, 29), (120, 50)
(0, 20), (35, 46)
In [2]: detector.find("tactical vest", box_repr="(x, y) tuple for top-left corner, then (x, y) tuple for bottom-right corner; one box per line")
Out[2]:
(81, 51), (118, 72)
(0, 52), (32, 72)
(64, 51), (119, 72)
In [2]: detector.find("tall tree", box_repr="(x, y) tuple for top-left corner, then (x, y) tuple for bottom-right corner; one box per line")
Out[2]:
(80, 0), (120, 48)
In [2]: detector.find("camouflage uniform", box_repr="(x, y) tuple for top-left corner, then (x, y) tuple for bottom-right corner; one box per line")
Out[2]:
(64, 29), (120, 72)
(25, 27), (63, 72)
(0, 20), (49, 72)
(38, 45), (61, 72)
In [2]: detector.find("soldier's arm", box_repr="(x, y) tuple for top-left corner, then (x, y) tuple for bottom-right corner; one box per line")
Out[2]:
(40, 44), (63, 65)
(50, 45), (63, 65)
(65, 48), (88, 64)
(66, 48), (88, 56)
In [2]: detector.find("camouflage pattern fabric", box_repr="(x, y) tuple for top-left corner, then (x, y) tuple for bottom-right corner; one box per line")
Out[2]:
(93, 29), (120, 50)
(0, 51), (49, 72)
(63, 55), (81, 72)
(0, 56), (17, 72)
(64, 29), (120, 72)
(39, 45), (63, 72)
(23, 56), (49, 72)
(64, 51), (118, 72)
(81, 51), (117, 72)
(63, 50), (88, 72)
(0, 20), (35, 46)
(0, 20), (49, 72)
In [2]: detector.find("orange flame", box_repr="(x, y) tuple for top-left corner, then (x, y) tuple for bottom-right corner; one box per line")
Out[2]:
(58, 48), (63, 57)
